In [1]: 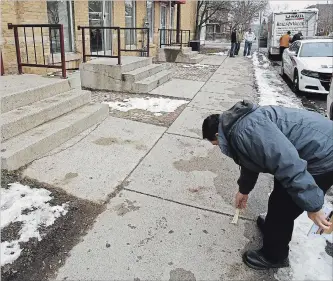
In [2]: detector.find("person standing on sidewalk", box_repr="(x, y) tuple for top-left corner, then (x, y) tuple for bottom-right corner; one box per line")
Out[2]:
(243, 28), (256, 57)
(235, 28), (243, 56)
(230, 28), (237, 57)
(202, 100), (333, 270)
(280, 31), (291, 59)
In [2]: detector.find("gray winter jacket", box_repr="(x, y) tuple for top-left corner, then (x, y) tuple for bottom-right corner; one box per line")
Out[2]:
(219, 100), (333, 212)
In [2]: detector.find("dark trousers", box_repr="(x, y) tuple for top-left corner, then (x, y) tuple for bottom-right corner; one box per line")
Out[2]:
(243, 41), (252, 56)
(230, 42), (237, 57)
(235, 43), (241, 55)
(280, 46), (287, 59)
(262, 170), (333, 262)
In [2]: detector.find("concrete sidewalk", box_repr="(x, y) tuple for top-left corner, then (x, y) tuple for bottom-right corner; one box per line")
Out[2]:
(25, 55), (276, 280)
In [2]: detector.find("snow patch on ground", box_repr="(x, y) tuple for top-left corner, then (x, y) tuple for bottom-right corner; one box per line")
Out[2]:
(181, 64), (209, 69)
(209, 52), (229, 56)
(103, 97), (189, 116)
(275, 209), (333, 281)
(1, 183), (68, 266)
(252, 52), (302, 108)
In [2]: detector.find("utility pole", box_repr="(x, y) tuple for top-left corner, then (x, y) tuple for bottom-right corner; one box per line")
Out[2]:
(258, 10), (262, 52)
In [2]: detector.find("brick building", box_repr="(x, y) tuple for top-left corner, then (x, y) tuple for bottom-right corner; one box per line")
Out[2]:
(1, 0), (197, 75)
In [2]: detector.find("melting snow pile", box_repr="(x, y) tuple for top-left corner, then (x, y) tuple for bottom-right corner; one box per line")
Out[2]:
(1, 183), (68, 266)
(275, 210), (333, 281)
(252, 52), (302, 108)
(104, 97), (189, 116)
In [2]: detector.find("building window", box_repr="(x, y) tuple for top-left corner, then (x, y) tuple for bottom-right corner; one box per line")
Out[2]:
(88, 1), (113, 53)
(125, 0), (136, 45)
(146, 0), (154, 42)
(171, 6), (175, 29)
(47, 1), (75, 52)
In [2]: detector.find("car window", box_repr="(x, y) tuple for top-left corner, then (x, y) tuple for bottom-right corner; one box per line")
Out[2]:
(299, 42), (333, 57)
(294, 42), (301, 55)
(289, 42), (298, 51)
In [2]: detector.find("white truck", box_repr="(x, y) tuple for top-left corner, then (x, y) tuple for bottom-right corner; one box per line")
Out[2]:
(267, 8), (318, 57)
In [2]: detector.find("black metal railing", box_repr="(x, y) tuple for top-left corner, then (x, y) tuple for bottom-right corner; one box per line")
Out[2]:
(158, 29), (191, 49)
(119, 27), (150, 57)
(78, 26), (121, 65)
(8, 23), (67, 78)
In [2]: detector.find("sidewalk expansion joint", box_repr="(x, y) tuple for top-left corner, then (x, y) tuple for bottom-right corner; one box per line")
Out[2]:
(165, 132), (201, 140)
(123, 187), (255, 222)
(103, 127), (168, 204)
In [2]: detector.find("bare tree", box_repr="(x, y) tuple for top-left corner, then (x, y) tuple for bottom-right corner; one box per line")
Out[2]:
(47, 1), (60, 24)
(195, 1), (230, 39)
(228, 0), (269, 30)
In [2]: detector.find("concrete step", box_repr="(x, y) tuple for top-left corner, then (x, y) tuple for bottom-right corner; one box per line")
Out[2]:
(1, 89), (91, 141)
(1, 75), (71, 113)
(1, 103), (109, 170)
(181, 47), (193, 54)
(122, 64), (165, 83)
(133, 70), (173, 93)
(184, 51), (199, 58)
(164, 46), (192, 53)
(81, 57), (152, 82)
(189, 54), (205, 64)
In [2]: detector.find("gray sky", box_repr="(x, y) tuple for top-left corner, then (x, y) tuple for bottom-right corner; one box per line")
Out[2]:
(269, 0), (332, 11)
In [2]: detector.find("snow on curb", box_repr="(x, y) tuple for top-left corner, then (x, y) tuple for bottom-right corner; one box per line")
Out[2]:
(1, 183), (68, 266)
(252, 52), (302, 108)
(103, 97), (189, 116)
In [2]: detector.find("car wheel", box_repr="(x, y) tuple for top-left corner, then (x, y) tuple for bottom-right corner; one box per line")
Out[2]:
(292, 70), (300, 94)
(330, 105), (333, 120)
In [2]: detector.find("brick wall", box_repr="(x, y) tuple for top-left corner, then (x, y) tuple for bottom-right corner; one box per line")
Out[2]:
(1, 0), (50, 74)
(1, 0), (198, 75)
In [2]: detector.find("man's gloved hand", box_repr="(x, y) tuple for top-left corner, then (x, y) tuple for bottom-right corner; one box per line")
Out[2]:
(235, 191), (248, 209)
(308, 210), (332, 230)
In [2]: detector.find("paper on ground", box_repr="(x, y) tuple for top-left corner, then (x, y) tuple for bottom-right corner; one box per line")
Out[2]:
(103, 97), (189, 116)
(1, 183), (68, 266)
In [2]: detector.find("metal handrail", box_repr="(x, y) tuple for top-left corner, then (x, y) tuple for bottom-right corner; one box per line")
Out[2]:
(78, 25), (121, 65)
(119, 27), (150, 57)
(8, 23), (67, 78)
(1, 51), (4, 76)
(158, 28), (191, 49)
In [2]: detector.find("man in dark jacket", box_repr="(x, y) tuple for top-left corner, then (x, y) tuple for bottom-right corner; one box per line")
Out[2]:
(230, 28), (237, 57)
(291, 31), (303, 43)
(202, 100), (333, 270)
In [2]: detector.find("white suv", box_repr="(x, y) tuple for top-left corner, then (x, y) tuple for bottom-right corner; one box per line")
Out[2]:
(327, 75), (333, 120)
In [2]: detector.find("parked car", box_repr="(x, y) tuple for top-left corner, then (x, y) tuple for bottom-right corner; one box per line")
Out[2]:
(281, 39), (333, 94)
(327, 75), (333, 120)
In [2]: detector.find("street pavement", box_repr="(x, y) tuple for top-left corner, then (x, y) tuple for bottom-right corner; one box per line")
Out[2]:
(26, 55), (277, 280)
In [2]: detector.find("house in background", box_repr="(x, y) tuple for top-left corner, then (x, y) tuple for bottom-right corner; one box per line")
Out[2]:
(1, 0), (197, 75)
(307, 3), (333, 35)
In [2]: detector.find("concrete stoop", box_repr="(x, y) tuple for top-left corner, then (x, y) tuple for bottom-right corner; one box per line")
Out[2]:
(0, 74), (108, 170)
(80, 56), (172, 93)
(158, 47), (205, 64)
